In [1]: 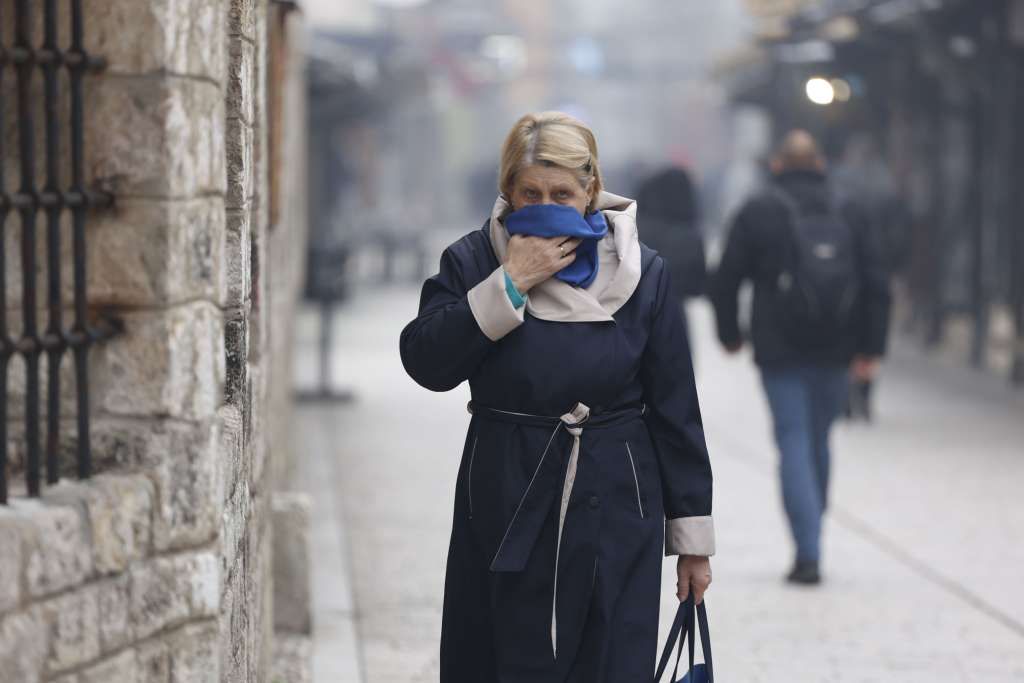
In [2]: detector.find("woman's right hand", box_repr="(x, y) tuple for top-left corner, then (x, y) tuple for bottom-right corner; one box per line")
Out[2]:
(504, 235), (582, 293)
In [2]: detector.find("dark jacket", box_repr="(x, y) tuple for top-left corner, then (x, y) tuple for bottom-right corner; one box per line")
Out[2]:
(636, 168), (707, 301)
(709, 169), (891, 368)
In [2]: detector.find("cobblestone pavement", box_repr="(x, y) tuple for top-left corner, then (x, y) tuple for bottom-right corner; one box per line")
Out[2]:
(294, 285), (1024, 683)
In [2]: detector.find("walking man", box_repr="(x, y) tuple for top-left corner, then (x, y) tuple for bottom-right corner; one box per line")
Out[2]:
(710, 130), (891, 584)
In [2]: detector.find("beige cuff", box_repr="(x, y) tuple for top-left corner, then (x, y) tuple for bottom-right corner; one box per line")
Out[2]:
(467, 266), (526, 341)
(665, 516), (716, 557)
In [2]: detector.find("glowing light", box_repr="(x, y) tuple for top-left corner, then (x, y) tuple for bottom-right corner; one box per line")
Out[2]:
(830, 78), (852, 102)
(805, 77), (835, 106)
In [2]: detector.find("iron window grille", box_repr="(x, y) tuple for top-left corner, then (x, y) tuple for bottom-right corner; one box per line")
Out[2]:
(0, 0), (116, 504)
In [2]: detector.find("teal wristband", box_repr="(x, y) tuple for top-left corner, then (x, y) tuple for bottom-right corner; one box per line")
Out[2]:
(503, 269), (526, 309)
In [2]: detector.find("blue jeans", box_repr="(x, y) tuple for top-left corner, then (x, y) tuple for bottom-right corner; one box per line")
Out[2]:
(761, 365), (849, 564)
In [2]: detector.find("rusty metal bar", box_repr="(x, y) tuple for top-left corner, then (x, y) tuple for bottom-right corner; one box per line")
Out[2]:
(0, 0), (112, 503)
(67, 0), (113, 481)
(42, 0), (65, 485)
(15, 0), (43, 498)
(0, 9), (8, 505)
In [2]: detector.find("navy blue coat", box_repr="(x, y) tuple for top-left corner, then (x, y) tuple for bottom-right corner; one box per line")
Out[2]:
(400, 222), (713, 682)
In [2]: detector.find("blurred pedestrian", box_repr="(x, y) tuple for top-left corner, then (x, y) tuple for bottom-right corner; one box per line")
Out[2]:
(832, 134), (910, 422)
(635, 167), (708, 313)
(401, 111), (715, 680)
(709, 130), (890, 585)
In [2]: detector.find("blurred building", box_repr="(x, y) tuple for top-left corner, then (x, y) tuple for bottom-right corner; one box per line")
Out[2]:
(0, 1), (312, 681)
(720, 0), (1024, 385)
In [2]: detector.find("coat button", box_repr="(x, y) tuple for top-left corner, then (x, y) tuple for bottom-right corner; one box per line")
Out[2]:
(588, 495), (600, 509)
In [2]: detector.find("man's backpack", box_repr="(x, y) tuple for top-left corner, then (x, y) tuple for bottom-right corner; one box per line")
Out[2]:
(773, 188), (860, 349)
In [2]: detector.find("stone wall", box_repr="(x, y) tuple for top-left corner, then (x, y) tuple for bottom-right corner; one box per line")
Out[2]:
(0, 1), (308, 682)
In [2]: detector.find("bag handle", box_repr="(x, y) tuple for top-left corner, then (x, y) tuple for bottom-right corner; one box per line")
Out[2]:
(653, 597), (714, 683)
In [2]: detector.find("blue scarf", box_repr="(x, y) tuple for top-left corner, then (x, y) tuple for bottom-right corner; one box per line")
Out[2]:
(505, 204), (609, 288)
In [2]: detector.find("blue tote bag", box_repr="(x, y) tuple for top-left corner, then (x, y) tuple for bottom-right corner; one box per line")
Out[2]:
(653, 597), (714, 683)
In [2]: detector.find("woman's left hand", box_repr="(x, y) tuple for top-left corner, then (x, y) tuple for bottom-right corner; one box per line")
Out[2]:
(677, 555), (712, 604)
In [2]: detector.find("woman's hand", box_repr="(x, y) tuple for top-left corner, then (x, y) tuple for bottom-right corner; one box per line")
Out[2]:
(503, 234), (582, 293)
(677, 555), (712, 604)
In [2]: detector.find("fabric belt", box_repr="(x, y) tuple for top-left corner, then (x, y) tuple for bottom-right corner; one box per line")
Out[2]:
(466, 400), (646, 658)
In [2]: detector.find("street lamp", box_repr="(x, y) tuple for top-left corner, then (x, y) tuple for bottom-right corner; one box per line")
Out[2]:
(805, 77), (835, 105)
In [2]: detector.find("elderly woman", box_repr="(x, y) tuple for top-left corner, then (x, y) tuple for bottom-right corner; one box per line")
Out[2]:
(400, 111), (715, 681)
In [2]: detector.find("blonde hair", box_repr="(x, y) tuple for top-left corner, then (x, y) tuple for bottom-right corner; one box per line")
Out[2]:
(498, 111), (603, 209)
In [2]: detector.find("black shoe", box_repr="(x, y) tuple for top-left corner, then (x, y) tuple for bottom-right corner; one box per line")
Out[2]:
(786, 561), (821, 585)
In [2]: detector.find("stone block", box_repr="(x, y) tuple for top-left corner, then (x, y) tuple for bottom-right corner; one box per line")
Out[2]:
(88, 199), (227, 308)
(83, 475), (154, 575)
(87, 76), (225, 199)
(229, 0), (256, 39)
(96, 575), (133, 653)
(80, 650), (137, 683)
(224, 209), (253, 308)
(0, 511), (25, 612)
(189, 552), (221, 618)
(130, 558), (190, 640)
(271, 493), (312, 635)
(217, 404), (245, 506)
(0, 609), (46, 683)
(131, 552), (220, 640)
(15, 497), (92, 598)
(151, 422), (220, 552)
(221, 479), (251, 579)
(224, 315), (250, 408)
(87, 0), (226, 81)
(136, 640), (170, 683)
(93, 303), (224, 422)
(226, 118), (255, 209)
(38, 587), (100, 674)
(228, 37), (256, 125)
(168, 622), (219, 683)
(76, 419), (219, 553)
(218, 561), (249, 682)
(248, 204), (270, 359)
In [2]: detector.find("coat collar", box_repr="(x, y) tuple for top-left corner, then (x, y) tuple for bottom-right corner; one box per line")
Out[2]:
(488, 191), (642, 323)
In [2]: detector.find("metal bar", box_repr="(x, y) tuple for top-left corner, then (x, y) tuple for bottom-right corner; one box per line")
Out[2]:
(42, 0), (65, 486)
(0, 10), (8, 504)
(69, 0), (91, 480)
(15, 0), (42, 498)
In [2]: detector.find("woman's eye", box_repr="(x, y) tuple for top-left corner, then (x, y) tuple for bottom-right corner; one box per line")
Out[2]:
(557, 191), (571, 199)
(525, 190), (539, 199)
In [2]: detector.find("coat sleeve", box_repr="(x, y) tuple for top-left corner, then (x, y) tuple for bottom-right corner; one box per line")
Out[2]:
(639, 258), (715, 557)
(845, 203), (892, 357)
(708, 202), (755, 348)
(400, 242), (525, 392)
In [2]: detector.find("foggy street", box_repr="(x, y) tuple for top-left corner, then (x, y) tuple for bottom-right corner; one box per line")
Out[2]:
(4, 1), (1024, 681)
(293, 285), (1024, 683)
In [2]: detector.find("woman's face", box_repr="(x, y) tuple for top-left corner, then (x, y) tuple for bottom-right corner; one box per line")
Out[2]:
(509, 164), (592, 214)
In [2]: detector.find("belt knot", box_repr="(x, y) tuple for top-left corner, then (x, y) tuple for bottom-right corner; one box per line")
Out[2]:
(559, 402), (590, 436)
